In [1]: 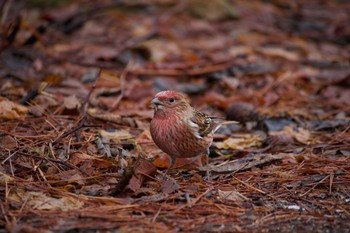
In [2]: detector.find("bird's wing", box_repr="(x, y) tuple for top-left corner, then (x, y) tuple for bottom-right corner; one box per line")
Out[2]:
(190, 110), (220, 137)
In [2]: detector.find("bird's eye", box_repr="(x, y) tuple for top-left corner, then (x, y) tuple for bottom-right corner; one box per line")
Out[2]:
(168, 98), (175, 103)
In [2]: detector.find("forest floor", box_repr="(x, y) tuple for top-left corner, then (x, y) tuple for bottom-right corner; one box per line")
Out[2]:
(0, 0), (350, 232)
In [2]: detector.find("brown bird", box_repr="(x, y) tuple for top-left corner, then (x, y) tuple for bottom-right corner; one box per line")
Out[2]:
(150, 90), (237, 175)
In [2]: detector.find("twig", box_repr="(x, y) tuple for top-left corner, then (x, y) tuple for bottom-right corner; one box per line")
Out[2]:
(82, 70), (101, 115)
(300, 174), (330, 197)
(9, 157), (14, 176)
(0, 201), (10, 226)
(329, 173), (334, 195)
(231, 176), (266, 194)
(173, 188), (212, 213)
(335, 204), (350, 217)
(16, 192), (30, 223)
(151, 206), (162, 223)
(2, 148), (19, 164)
(328, 124), (350, 144)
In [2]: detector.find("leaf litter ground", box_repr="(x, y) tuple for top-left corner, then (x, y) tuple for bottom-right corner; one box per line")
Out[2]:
(0, 0), (349, 232)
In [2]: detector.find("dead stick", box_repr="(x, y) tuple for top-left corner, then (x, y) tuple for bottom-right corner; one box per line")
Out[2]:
(300, 174), (330, 197)
(173, 188), (212, 213)
(2, 148), (19, 164)
(232, 176), (266, 194)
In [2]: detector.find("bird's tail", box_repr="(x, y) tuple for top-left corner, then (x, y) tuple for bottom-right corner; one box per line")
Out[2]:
(221, 121), (239, 125)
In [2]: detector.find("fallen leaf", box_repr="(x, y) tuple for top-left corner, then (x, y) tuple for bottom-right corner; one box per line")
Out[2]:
(128, 158), (157, 192)
(0, 135), (17, 150)
(258, 47), (300, 61)
(209, 153), (290, 173)
(47, 170), (85, 186)
(79, 184), (111, 196)
(9, 190), (84, 211)
(0, 97), (28, 120)
(134, 193), (169, 204)
(88, 109), (137, 127)
(68, 152), (115, 174)
(63, 94), (81, 109)
(216, 134), (263, 150)
(187, 0), (239, 21)
(283, 126), (313, 145)
(137, 40), (181, 63)
(218, 189), (249, 202)
(100, 129), (133, 141)
(161, 176), (180, 194)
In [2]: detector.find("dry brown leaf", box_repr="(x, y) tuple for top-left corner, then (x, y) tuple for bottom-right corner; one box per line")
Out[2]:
(218, 189), (249, 202)
(187, 0), (239, 21)
(100, 129), (133, 141)
(209, 153), (290, 173)
(258, 47), (300, 61)
(161, 176), (180, 194)
(69, 152), (114, 171)
(9, 190), (84, 211)
(137, 39), (181, 62)
(63, 94), (81, 109)
(128, 158), (157, 192)
(88, 108), (137, 127)
(283, 126), (313, 145)
(135, 130), (159, 158)
(0, 135), (17, 150)
(216, 134), (263, 150)
(79, 184), (112, 196)
(47, 170), (86, 186)
(0, 97), (28, 120)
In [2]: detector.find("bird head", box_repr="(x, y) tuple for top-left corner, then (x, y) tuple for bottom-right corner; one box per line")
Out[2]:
(150, 90), (190, 115)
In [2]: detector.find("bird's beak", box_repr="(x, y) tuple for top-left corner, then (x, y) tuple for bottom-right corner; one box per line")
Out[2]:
(149, 97), (163, 109)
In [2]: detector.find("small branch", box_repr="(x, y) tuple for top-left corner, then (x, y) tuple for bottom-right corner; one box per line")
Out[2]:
(2, 148), (19, 165)
(172, 188), (213, 213)
(231, 176), (266, 194)
(300, 174), (330, 197)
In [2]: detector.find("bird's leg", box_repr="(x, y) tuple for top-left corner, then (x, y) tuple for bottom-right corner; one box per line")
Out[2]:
(205, 148), (210, 180)
(163, 155), (176, 179)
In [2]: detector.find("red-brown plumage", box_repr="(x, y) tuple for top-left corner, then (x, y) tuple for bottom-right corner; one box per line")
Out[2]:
(150, 90), (230, 170)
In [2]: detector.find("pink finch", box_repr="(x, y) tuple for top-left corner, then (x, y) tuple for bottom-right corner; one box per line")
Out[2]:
(150, 90), (237, 175)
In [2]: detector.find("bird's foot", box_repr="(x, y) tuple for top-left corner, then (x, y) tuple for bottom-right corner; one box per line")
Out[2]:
(204, 165), (211, 180)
